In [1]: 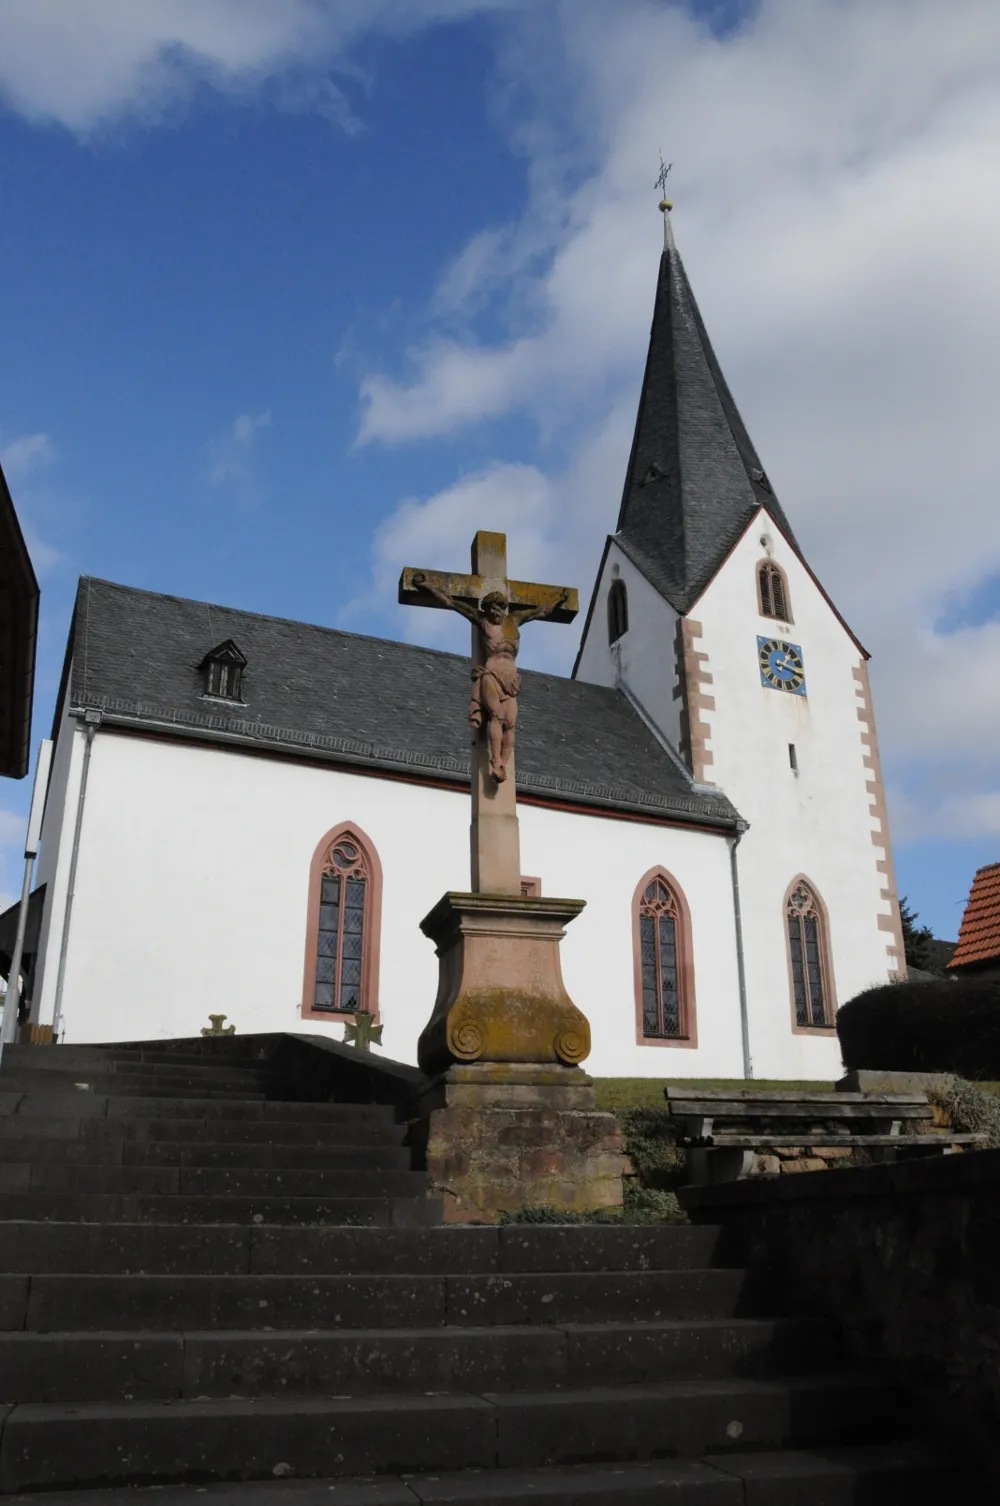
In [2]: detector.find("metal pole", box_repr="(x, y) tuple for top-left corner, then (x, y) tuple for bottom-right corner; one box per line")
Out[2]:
(729, 819), (752, 1080)
(51, 714), (100, 1044)
(0, 740), (54, 1063)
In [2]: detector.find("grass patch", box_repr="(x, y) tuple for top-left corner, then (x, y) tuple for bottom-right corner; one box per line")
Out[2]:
(593, 1078), (836, 1111)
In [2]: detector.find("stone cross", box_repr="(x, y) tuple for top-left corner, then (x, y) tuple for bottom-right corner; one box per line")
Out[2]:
(399, 531), (577, 897)
(201, 1014), (235, 1036)
(343, 1011), (383, 1051)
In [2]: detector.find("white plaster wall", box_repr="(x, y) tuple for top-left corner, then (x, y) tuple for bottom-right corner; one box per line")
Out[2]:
(30, 699), (86, 1028)
(575, 542), (683, 750)
(692, 508), (889, 1080)
(41, 729), (744, 1078)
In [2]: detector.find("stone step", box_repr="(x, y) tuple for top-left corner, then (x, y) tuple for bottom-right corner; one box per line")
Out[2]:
(0, 1192), (437, 1226)
(0, 1165), (426, 1198)
(0, 1080), (268, 1101)
(0, 1317), (836, 1402)
(0, 1094), (399, 1123)
(0, 1221), (728, 1276)
(0, 1115), (408, 1145)
(0, 1376), (906, 1493)
(0, 1445), (968, 1504)
(0, 1137), (412, 1170)
(708, 1444), (976, 1504)
(0, 1063), (288, 1089)
(122, 1142), (414, 1170)
(16, 1266), (768, 1332)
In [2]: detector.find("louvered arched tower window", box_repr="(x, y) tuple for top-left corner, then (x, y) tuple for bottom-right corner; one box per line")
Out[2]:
(757, 560), (791, 622)
(786, 878), (835, 1029)
(633, 868), (696, 1045)
(301, 824), (382, 1020)
(607, 578), (629, 645)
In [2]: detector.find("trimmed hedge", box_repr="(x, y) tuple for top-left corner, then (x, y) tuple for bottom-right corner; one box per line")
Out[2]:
(837, 977), (1000, 1079)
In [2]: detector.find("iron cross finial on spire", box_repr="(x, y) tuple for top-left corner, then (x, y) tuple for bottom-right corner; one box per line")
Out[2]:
(655, 152), (675, 250)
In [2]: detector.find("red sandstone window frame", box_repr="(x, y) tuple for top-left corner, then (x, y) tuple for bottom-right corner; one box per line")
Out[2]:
(632, 866), (698, 1049)
(520, 876), (542, 897)
(300, 822), (383, 1023)
(757, 560), (792, 623)
(784, 875), (837, 1034)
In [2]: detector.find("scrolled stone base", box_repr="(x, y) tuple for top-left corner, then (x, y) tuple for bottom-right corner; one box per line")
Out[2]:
(411, 1063), (624, 1225)
(416, 891), (591, 1078)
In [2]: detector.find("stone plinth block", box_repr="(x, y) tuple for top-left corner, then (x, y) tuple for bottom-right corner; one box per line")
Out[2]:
(416, 892), (590, 1078)
(413, 1063), (624, 1224)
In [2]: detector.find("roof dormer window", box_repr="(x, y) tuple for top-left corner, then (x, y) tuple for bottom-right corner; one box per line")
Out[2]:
(200, 640), (247, 702)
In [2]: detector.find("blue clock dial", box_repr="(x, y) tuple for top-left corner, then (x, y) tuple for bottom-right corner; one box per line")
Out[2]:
(757, 636), (806, 695)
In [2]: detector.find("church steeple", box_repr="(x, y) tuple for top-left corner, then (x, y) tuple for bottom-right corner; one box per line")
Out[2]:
(615, 205), (798, 614)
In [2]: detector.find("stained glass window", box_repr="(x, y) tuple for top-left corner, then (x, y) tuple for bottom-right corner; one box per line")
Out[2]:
(312, 837), (369, 1013)
(639, 876), (684, 1038)
(787, 881), (831, 1026)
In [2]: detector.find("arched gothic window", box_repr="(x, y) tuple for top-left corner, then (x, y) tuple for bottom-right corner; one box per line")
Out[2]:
(607, 578), (629, 645)
(633, 869), (696, 1045)
(301, 824), (382, 1020)
(757, 561), (791, 622)
(786, 879), (835, 1029)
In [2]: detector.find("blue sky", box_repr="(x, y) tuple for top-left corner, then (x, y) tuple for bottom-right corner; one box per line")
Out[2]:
(1, 0), (999, 945)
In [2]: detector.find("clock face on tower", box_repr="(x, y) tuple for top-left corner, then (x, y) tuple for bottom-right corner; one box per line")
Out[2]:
(757, 636), (806, 696)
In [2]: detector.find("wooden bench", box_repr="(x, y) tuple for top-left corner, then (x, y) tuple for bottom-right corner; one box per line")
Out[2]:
(665, 1087), (988, 1185)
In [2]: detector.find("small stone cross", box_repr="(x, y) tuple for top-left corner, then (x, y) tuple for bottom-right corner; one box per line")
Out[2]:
(201, 1014), (236, 1036)
(399, 531), (577, 896)
(343, 1011), (383, 1051)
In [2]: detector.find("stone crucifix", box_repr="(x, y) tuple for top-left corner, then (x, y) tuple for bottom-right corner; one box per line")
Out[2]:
(399, 531), (577, 897)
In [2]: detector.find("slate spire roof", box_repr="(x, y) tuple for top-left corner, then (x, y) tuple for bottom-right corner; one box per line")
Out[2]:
(614, 209), (799, 614)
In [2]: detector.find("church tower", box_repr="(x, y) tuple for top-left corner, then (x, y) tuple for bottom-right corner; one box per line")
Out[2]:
(574, 205), (905, 1066)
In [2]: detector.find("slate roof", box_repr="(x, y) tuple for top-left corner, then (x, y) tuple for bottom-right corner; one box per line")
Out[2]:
(949, 863), (1000, 970)
(614, 221), (799, 616)
(63, 577), (740, 830)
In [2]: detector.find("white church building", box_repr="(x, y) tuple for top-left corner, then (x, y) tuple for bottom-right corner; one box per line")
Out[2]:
(25, 221), (905, 1080)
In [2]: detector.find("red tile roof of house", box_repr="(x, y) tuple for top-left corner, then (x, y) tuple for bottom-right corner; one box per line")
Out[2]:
(950, 862), (1000, 969)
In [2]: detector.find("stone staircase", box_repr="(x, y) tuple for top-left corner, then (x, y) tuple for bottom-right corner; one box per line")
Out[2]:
(0, 1038), (971, 1502)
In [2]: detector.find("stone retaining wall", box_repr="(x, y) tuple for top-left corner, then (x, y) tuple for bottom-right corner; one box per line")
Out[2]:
(680, 1149), (1000, 1494)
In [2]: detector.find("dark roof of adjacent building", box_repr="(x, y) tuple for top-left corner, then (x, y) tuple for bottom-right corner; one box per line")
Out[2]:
(61, 577), (741, 831)
(949, 863), (1000, 971)
(0, 461), (39, 779)
(925, 937), (956, 974)
(614, 222), (799, 616)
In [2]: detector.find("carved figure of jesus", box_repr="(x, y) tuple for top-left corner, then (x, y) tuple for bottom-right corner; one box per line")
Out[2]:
(412, 576), (569, 782)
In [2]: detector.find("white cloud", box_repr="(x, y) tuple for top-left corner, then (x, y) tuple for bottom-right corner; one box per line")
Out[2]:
(206, 410), (272, 493)
(0, 433), (55, 481)
(0, 0), (521, 136)
(348, 398), (632, 659)
(232, 411), (271, 447)
(354, 0), (1000, 842)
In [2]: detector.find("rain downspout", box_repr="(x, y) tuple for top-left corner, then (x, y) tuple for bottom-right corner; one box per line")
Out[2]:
(729, 818), (752, 1080)
(51, 709), (102, 1043)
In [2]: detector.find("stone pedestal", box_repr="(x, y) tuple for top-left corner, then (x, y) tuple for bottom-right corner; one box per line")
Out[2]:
(413, 1063), (624, 1224)
(416, 891), (590, 1078)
